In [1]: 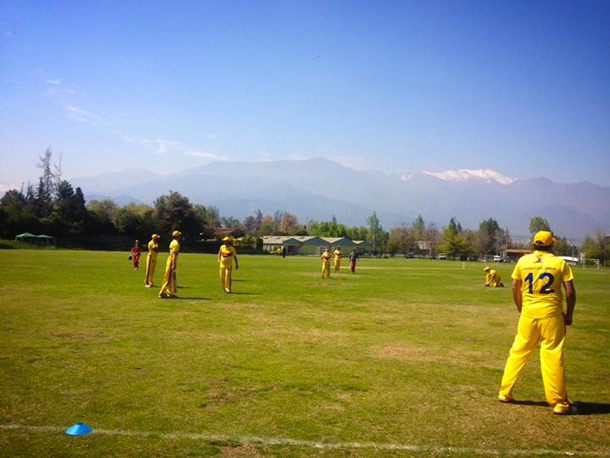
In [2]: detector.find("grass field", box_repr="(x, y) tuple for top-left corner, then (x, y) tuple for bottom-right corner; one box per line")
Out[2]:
(1, 250), (609, 457)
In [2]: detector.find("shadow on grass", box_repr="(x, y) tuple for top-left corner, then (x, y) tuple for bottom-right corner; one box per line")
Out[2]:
(227, 291), (259, 296)
(574, 402), (610, 416)
(175, 296), (211, 301)
(510, 400), (548, 407)
(507, 400), (610, 415)
(159, 296), (211, 301)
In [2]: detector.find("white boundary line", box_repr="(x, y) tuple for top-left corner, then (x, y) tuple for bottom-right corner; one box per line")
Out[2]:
(1, 424), (609, 456)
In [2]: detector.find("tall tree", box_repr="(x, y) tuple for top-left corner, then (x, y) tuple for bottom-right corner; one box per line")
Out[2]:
(496, 227), (512, 253)
(194, 204), (220, 239)
(411, 215), (426, 241)
(529, 216), (551, 235)
(243, 209), (262, 234)
(71, 187), (89, 226)
(278, 212), (299, 234)
(53, 180), (75, 220)
(438, 217), (471, 259)
(0, 189), (26, 214)
(154, 191), (199, 238)
(553, 236), (577, 257)
(477, 218), (501, 255)
(367, 212), (382, 252)
(114, 204), (155, 239)
(387, 225), (412, 255)
(221, 216), (241, 229)
(581, 229), (610, 265)
(88, 199), (119, 234)
(259, 215), (274, 236)
(37, 147), (56, 199)
(425, 223), (440, 254)
(35, 148), (56, 217)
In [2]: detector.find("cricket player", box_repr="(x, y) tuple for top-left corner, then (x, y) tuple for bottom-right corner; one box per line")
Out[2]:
(131, 240), (141, 271)
(159, 230), (181, 298)
(484, 266), (504, 287)
(321, 246), (332, 279)
(498, 231), (577, 415)
(349, 249), (358, 273)
(144, 234), (160, 287)
(218, 236), (239, 293)
(333, 246), (342, 273)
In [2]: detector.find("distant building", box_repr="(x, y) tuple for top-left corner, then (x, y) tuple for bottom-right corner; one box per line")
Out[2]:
(353, 240), (370, 254)
(292, 236), (327, 255)
(261, 236), (302, 254)
(261, 235), (370, 255)
(503, 248), (532, 262)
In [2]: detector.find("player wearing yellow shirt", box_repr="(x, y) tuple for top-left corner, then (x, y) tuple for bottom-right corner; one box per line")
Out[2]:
(483, 266), (504, 287)
(144, 234), (160, 287)
(159, 231), (181, 298)
(218, 236), (239, 293)
(321, 246), (332, 279)
(498, 231), (577, 415)
(333, 247), (342, 273)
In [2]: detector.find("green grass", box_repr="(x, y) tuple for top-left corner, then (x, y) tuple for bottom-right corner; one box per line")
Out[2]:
(1, 250), (609, 457)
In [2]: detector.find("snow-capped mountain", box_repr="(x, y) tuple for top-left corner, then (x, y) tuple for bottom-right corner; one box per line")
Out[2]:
(72, 158), (609, 239)
(403, 169), (516, 185)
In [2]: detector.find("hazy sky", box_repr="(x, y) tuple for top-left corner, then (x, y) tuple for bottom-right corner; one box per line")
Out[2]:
(1, 0), (609, 191)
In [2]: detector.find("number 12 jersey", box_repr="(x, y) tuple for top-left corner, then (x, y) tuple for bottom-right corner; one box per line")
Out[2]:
(511, 251), (574, 318)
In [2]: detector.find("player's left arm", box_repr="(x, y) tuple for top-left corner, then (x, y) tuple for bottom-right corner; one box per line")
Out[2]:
(563, 280), (576, 326)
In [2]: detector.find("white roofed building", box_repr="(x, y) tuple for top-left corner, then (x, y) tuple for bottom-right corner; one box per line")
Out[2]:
(260, 235), (369, 255)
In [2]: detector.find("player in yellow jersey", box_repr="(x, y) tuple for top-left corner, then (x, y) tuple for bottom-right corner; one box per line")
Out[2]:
(498, 231), (577, 415)
(144, 234), (160, 287)
(218, 236), (239, 293)
(333, 247), (342, 273)
(159, 230), (181, 298)
(321, 246), (332, 279)
(483, 266), (504, 287)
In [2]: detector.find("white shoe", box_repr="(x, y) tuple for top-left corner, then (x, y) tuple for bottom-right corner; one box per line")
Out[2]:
(553, 404), (578, 416)
(498, 393), (512, 403)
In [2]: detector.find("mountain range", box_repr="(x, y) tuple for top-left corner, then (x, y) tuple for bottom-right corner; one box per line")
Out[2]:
(72, 158), (610, 240)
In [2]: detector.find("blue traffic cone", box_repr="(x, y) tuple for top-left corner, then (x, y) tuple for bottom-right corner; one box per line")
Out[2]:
(66, 422), (93, 435)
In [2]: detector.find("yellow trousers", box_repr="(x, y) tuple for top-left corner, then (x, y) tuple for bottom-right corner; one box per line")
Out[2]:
(159, 259), (177, 297)
(220, 266), (232, 292)
(144, 255), (157, 286)
(334, 261), (341, 273)
(500, 313), (569, 410)
(321, 264), (330, 279)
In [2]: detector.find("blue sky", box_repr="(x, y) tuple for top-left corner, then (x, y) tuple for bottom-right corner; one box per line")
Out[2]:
(1, 0), (609, 191)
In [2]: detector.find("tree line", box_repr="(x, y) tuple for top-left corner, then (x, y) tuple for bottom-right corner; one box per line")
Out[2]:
(0, 149), (608, 263)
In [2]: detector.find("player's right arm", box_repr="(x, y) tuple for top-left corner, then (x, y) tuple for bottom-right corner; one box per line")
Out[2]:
(512, 279), (523, 313)
(563, 280), (576, 325)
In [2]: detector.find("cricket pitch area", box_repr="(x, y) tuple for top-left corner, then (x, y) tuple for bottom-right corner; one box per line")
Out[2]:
(1, 250), (609, 457)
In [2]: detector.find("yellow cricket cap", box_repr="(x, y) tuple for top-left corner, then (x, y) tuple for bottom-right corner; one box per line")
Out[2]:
(533, 230), (555, 247)
(152, 234), (160, 239)
(222, 236), (232, 242)
(483, 266), (491, 272)
(172, 230), (182, 238)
